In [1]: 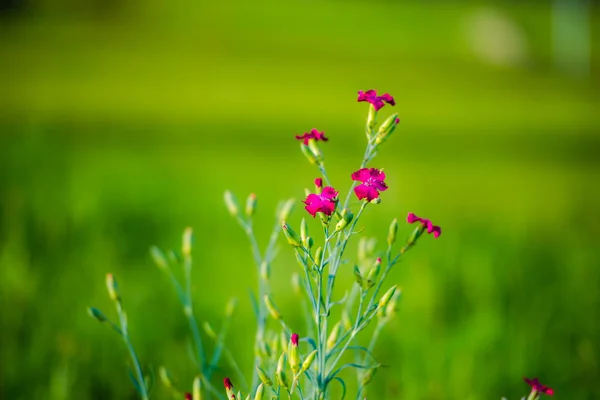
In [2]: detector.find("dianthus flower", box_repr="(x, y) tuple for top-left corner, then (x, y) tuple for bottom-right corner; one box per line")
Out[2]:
(524, 377), (554, 396)
(407, 212), (441, 238)
(303, 186), (338, 217)
(351, 168), (388, 201)
(357, 89), (395, 111)
(295, 128), (328, 145)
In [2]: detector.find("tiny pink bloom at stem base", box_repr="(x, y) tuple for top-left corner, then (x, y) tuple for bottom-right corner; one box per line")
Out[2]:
(357, 89), (396, 111)
(303, 186), (338, 217)
(351, 168), (388, 201)
(524, 377), (554, 396)
(295, 128), (329, 145)
(407, 212), (441, 238)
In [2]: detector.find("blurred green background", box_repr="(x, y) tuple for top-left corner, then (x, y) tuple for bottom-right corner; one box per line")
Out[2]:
(1, 0), (599, 398)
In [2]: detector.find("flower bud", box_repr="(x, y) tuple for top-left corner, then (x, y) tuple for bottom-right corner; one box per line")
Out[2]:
(282, 223), (302, 247)
(150, 246), (169, 270)
(185, 393), (192, 400)
(366, 257), (382, 282)
(159, 366), (174, 388)
(300, 143), (317, 164)
(224, 191), (240, 217)
(182, 227), (193, 257)
(307, 140), (323, 163)
(367, 104), (377, 132)
(302, 236), (314, 250)
(406, 223), (426, 247)
(256, 366), (273, 387)
(278, 199), (295, 223)
(378, 285), (398, 309)
(225, 297), (237, 318)
(87, 307), (107, 323)
(335, 208), (354, 231)
(370, 197), (381, 204)
(353, 265), (363, 287)
(314, 247), (323, 268)
(300, 218), (309, 241)
(280, 330), (289, 354)
(276, 352), (289, 389)
(105, 273), (120, 302)
(202, 321), (217, 340)
(385, 289), (401, 317)
(244, 193), (258, 217)
(327, 322), (341, 351)
(300, 350), (317, 374)
(264, 295), (282, 320)
(288, 333), (300, 374)
(193, 376), (202, 400)
(361, 367), (378, 386)
(375, 113), (399, 144)
(387, 218), (398, 247)
(254, 383), (264, 400)
(341, 310), (352, 331)
(223, 377), (234, 399)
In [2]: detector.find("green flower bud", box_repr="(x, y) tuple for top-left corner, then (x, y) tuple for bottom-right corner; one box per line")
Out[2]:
(302, 236), (314, 250)
(353, 265), (363, 287)
(193, 375), (202, 400)
(307, 140), (323, 163)
(182, 227), (193, 257)
(105, 273), (120, 302)
(366, 257), (382, 282)
(385, 289), (401, 317)
(387, 218), (398, 247)
(282, 223), (302, 247)
(367, 104), (377, 133)
(300, 350), (317, 374)
(300, 218), (309, 241)
(375, 113), (399, 144)
(225, 297), (237, 318)
(264, 295), (282, 320)
(159, 366), (174, 388)
(150, 246), (168, 270)
(87, 307), (107, 323)
(407, 223), (426, 247)
(276, 352), (289, 389)
(256, 366), (273, 388)
(378, 285), (398, 309)
(288, 333), (300, 375)
(278, 198), (295, 223)
(361, 367), (378, 386)
(326, 322), (341, 351)
(202, 321), (217, 339)
(314, 247), (323, 269)
(224, 190), (240, 217)
(245, 193), (258, 217)
(254, 383), (264, 400)
(300, 143), (317, 164)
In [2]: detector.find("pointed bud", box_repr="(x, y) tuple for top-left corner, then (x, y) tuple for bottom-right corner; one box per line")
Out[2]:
(276, 352), (289, 389)
(245, 193), (257, 217)
(407, 223), (426, 247)
(256, 366), (273, 387)
(182, 227), (193, 257)
(385, 289), (401, 317)
(264, 295), (282, 320)
(278, 198), (295, 223)
(370, 197), (381, 204)
(366, 257), (382, 282)
(387, 218), (399, 247)
(282, 223), (302, 247)
(193, 376), (202, 400)
(327, 322), (341, 351)
(87, 307), (107, 323)
(223, 378), (234, 399)
(353, 265), (363, 287)
(361, 367), (378, 386)
(300, 218), (309, 241)
(225, 297), (237, 318)
(335, 208), (354, 231)
(224, 191), (240, 217)
(159, 366), (174, 388)
(367, 104), (378, 133)
(341, 310), (352, 331)
(375, 113), (399, 144)
(254, 383), (264, 400)
(300, 143), (317, 164)
(300, 350), (317, 374)
(307, 140), (323, 163)
(378, 285), (398, 309)
(314, 178), (323, 190)
(302, 236), (314, 250)
(202, 321), (217, 339)
(105, 273), (120, 302)
(150, 246), (169, 270)
(314, 247), (323, 268)
(288, 333), (300, 374)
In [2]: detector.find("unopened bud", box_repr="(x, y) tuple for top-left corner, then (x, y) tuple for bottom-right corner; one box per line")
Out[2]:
(407, 223), (426, 247)
(278, 198), (295, 223)
(193, 376), (202, 400)
(202, 321), (217, 339)
(366, 257), (382, 282)
(314, 247), (323, 268)
(342, 310), (352, 331)
(185, 393), (192, 400)
(223, 378), (234, 399)
(150, 246), (169, 270)
(225, 297), (237, 318)
(105, 273), (119, 302)
(254, 383), (264, 400)
(361, 367), (378, 386)
(288, 333), (300, 374)
(300, 143), (317, 164)
(370, 197), (381, 204)
(307, 140), (323, 163)
(335, 208), (354, 231)
(159, 366), (174, 388)
(302, 236), (314, 250)
(378, 285), (398, 309)
(300, 350), (317, 374)
(87, 307), (107, 323)
(264, 295), (282, 320)
(224, 191), (240, 217)
(367, 104), (378, 132)
(353, 265), (363, 287)
(282, 223), (302, 247)
(276, 353), (289, 389)
(245, 193), (257, 217)
(182, 227), (193, 257)
(327, 322), (341, 351)
(387, 218), (398, 247)
(385, 289), (401, 317)
(256, 366), (273, 387)
(375, 113), (399, 144)
(300, 218), (309, 241)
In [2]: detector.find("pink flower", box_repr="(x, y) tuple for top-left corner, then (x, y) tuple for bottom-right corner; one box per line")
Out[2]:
(291, 333), (299, 346)
(524, 377), (554, 396)
(407, 213), (441, 238)
(315, 178), (323, 189)
(303, 186), (338, 217)
(357, 90), (395, 111)
(351, 168), (388, 201)
(295, 129), (328, 145)
(223, 377), (233, 390)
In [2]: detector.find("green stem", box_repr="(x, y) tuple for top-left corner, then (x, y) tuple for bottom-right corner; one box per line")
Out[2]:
(116, 302), (149, 400)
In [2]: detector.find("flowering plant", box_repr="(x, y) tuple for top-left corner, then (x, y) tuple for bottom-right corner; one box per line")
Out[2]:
(88, 89), (553, 400)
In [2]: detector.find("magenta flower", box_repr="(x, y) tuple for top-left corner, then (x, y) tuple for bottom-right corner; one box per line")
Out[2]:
(315, 178), (323, 189)
(223, 377), (233, 390)
(357, 90), (395, 111)
(407, 212), (441, 238)
(291, 333), (299, 346)
(351, 168), (388, 201)
(295, 128), (329, 145)
(524, 377), (554, 396)
(303, 186), (338, 217)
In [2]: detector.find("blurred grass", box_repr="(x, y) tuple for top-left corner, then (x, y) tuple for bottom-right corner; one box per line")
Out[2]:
(1, 0), (600, 399)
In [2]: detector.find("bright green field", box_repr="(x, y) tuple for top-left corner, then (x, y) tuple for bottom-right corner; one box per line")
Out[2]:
(1, 1), (599, 399)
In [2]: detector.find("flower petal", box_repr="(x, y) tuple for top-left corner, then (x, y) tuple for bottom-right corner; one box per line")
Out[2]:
(319, 200), (336, 216)
(365, 186), (379, 201)
(305, 203), (320, 217)
(354, 184), (370, 200)
(351, 168), (371, 183)
(321, 186), (339, 200)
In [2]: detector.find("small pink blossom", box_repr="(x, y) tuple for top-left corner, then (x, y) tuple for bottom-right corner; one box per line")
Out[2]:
(351, 168), (388, 201)
(357, 90), (395, 111)
(291, 333), (299, 346)
(407, 213), (441, 238)
(315, 178), (323, 189)
(295, 129), (328, 145)
(524, 377), (554, 396)
(303, 186), (338, 217)
(223, 377), (233, 390)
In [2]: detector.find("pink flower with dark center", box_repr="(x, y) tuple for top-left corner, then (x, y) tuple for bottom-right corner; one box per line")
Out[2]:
(303, 186), (338, 217)
(291, 333), (299, 346)
(351, 168), (388, 201)
(295, 129), (329, 145)
(407, 213), (441, 238)
(223, 377), (233, 390)
(357, 90), (396, 111)
(524, 377), (554, 396)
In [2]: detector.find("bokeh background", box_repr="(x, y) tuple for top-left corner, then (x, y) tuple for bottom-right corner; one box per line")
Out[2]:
(1, 0), (599, 399)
